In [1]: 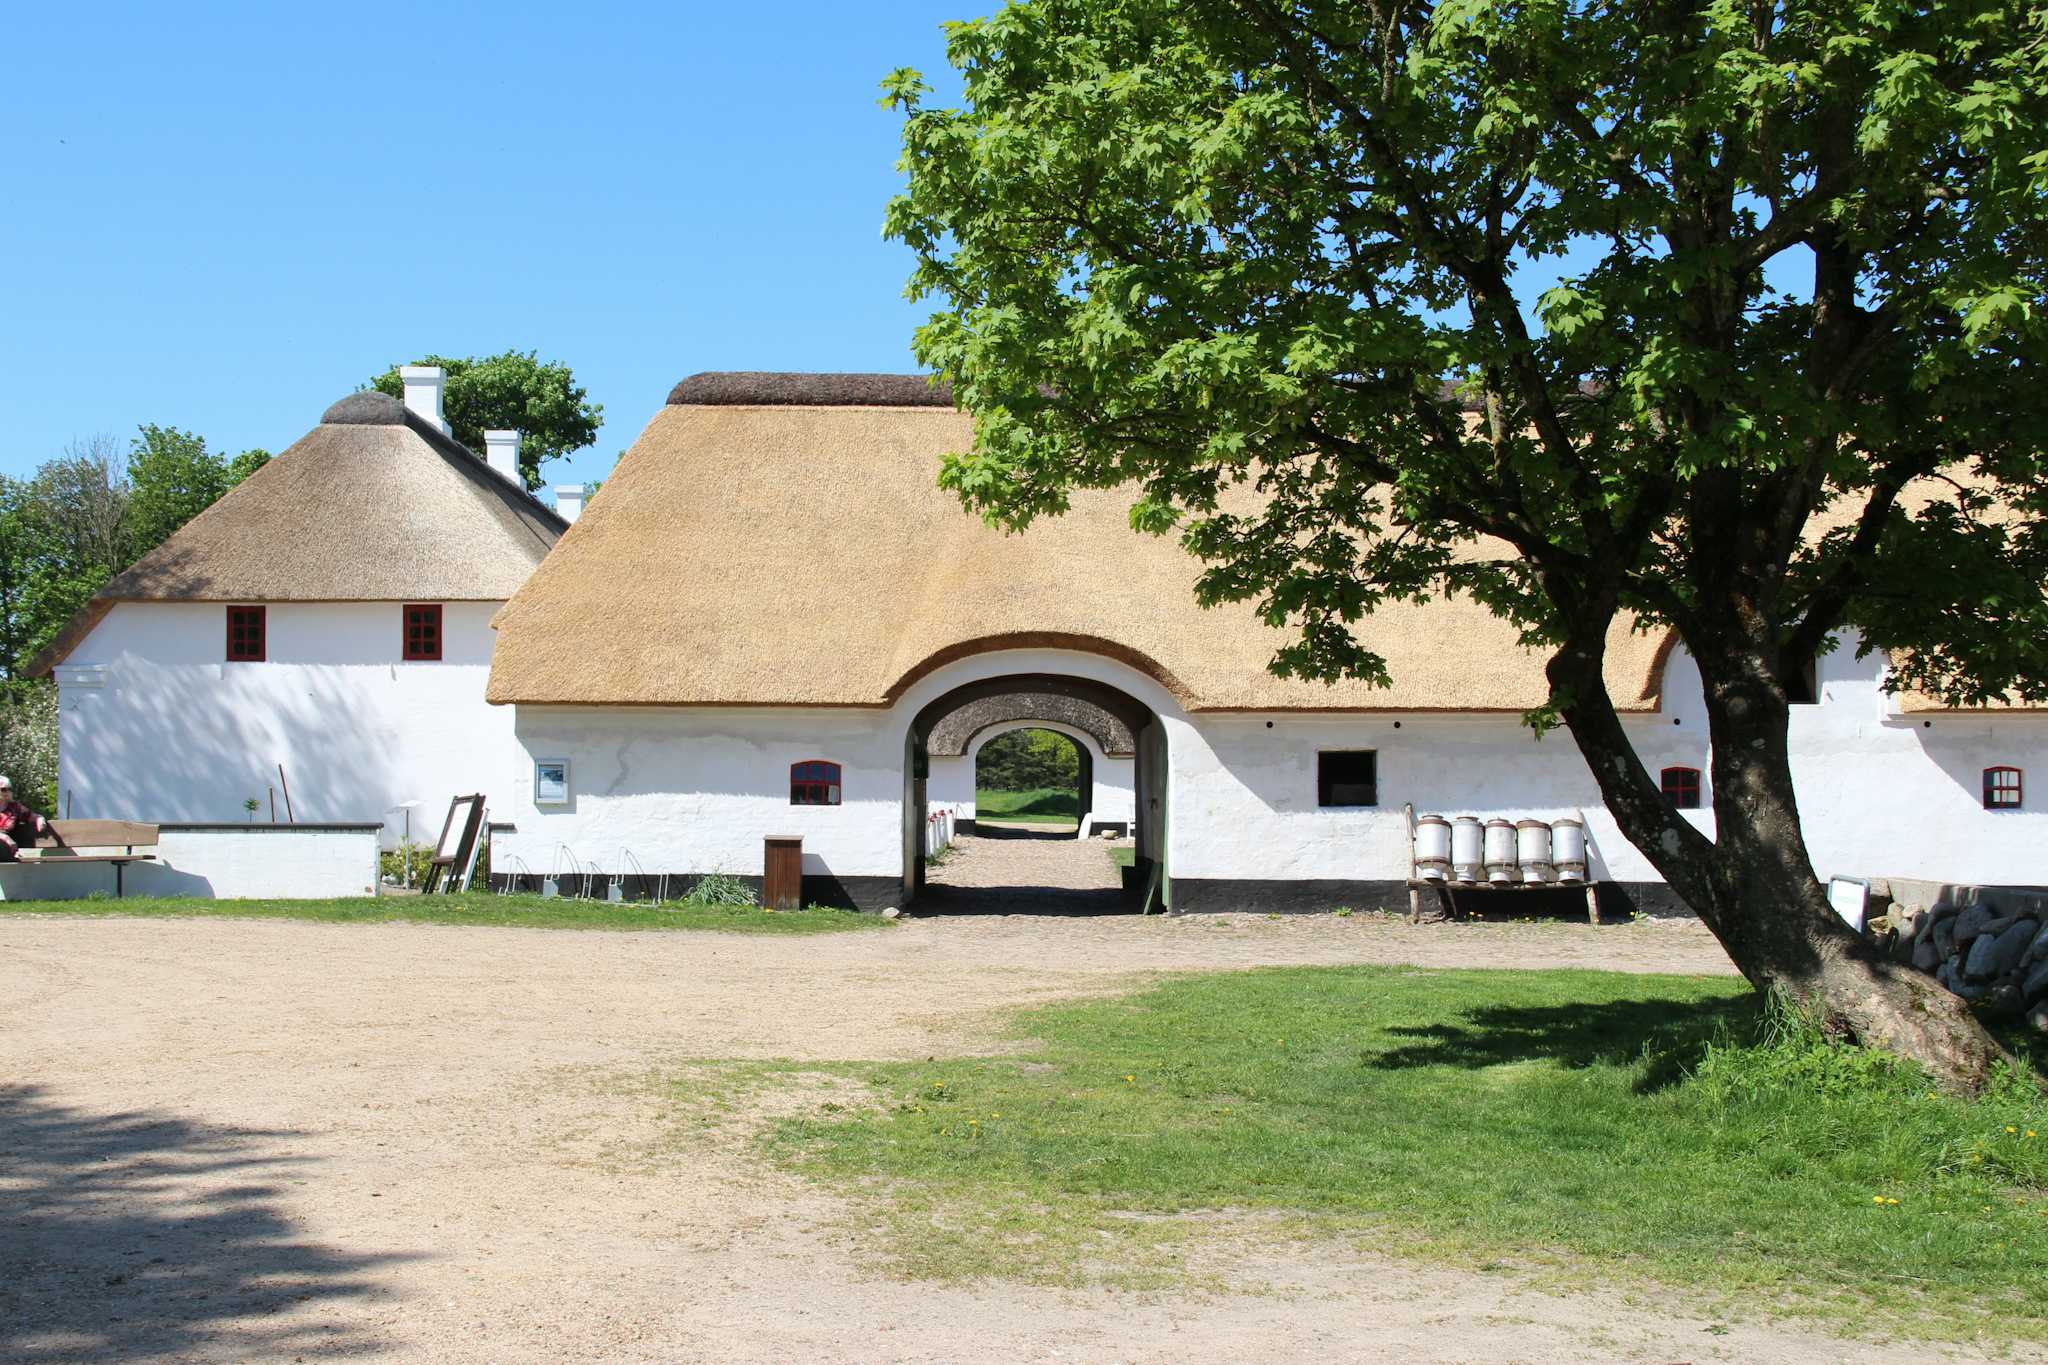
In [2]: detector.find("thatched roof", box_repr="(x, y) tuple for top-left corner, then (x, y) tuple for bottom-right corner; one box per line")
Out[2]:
(485, 376), (1668, 711)
(29, 393), (566, 675)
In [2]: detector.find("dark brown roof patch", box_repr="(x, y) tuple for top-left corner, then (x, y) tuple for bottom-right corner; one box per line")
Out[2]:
(667, 372), (956, 408)
(322, 390), (407, 425)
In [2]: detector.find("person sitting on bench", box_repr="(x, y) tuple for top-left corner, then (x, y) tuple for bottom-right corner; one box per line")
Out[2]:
(0, 776), (50, 862)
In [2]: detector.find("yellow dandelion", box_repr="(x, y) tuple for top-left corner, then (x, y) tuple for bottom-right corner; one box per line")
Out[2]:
(1886, 1198), (1900, 1206)
(1124, 1074), (1135, 1083)
(2028, 1131), (2038, 1138)
(2007, 1126), (2019, 1134)
(1874, 1196), (1887, 1204)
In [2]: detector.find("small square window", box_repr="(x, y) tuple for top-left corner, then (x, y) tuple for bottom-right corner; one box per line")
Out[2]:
(1661, 766), (1702, 809)
(1984, 766), (2023, 810)
(1317, 751), (1377, 807)
(403, 604), (443, 661)
(791, 760), (842, 806)
(226, 605), (266, 662)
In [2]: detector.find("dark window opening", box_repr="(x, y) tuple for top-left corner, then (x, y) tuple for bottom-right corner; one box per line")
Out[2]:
(1661, 766), (1702, 809)
(791, 760), (842, 806)
(1984, 766), (2023, 810)
(226, 605), (266, 662)
(1317, 751), (1377, 807)
(403, 603), (443, 661)
(1785, 657), (1819, 705)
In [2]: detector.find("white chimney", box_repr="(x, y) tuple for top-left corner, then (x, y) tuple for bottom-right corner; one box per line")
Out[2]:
(554, 484), (585, 524)
(398, 365), (450, 434)
(483, 430), (521, 484)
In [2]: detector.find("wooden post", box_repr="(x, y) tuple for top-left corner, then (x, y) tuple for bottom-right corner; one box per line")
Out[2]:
(1586, 882), (1602, 925)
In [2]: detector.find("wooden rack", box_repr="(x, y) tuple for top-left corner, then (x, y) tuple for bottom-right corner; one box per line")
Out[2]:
(1402, 802), (1604, 924)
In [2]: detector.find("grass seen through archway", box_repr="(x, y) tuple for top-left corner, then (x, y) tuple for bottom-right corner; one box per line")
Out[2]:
(975, 727), (1083, 829)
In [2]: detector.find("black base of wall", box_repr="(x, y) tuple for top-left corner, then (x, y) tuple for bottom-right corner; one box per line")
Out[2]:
(487, 871), (902, 913)
(1166, 878), (1693, 920)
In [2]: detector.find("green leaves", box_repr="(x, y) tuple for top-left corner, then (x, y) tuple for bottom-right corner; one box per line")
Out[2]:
(367, 351), (601, 490)
(886, 0), (2048, 706)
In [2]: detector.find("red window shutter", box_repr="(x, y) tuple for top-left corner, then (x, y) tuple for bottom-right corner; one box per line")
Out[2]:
(1660, 766), (1702, 809)
(402, 604), (443, 661)
(1983, 766), (2023, 809)
(226, 606), (266, 662)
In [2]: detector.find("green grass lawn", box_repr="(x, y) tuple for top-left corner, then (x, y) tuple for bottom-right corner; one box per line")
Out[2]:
(975, 786), (1078, 827)
(753, 965), (2047, 1340)
(1107, 845), (1135, 869)
(0, 892), (887, 935)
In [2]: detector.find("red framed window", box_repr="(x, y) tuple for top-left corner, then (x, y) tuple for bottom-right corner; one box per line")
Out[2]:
(790, 760), (842, 806)
(403, 604), (443, 661)
(1661, 766), (1702, 809)
(226, 605), (266, 662)
(1984, 766), (2023, 810)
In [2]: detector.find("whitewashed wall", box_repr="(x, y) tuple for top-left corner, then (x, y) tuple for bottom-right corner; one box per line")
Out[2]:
(55, 602), (525, 845)
(1175, 640), (2048, 889)
(500, 641), (2046, 904)
(926, 720), (1137, 834)
(499, 649), (1188, 891)
(496, 706), (908, 887)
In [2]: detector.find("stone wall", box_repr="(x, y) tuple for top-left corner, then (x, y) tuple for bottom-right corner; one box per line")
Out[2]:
(1880, 888), (2048, 1031)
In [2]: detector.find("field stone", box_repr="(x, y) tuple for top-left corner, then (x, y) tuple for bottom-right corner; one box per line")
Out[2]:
(1966, 919), (2036, 980)
(2031, 1003), (2048, 1034)
(2029, 921), (2048, 964)
(1951, 904), (2006, 946)
(2022, 959), (2048, 1005)
(1934, 917), (1959, 957)
(1911, 936), (1941, 972)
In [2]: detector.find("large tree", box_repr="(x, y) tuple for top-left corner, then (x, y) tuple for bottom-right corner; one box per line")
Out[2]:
(369, 351), (602, 490)
(885, 0), (2048, 1087)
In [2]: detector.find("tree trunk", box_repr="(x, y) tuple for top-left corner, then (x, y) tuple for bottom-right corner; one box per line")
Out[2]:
(1548, 631), (2009, 1093)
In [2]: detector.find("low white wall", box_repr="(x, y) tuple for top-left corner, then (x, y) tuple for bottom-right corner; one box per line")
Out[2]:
(0, 824), (381, 901)
(55, 601), (528, 846)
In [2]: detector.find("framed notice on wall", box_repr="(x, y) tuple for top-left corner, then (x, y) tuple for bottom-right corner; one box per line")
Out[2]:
(535, 759), (570, 805)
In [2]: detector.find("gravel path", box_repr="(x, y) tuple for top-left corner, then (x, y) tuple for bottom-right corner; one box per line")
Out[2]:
(920, 828), (1127, 914)
(0, 911), (2018, 1364)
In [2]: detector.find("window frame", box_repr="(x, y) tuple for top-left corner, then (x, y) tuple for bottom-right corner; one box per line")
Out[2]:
(1660, 765), (1703, 809)
(1316, 750), (1378, 808)
(1983, 765), (2023, 810)
(790, 759), (843, 807)
(225, 605), (266, 662)
(402, 603), (444, 662)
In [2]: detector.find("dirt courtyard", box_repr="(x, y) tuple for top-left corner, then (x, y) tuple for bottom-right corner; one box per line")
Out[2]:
(0, 909), (2020, 1364)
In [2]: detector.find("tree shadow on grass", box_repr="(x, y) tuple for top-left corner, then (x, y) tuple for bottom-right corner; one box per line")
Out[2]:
(1368, 993), (1759, 1093)
(0, 1084), (417, 1361)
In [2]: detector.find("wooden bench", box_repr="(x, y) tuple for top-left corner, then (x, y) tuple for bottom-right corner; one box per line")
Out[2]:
(16, 820), (161, 897)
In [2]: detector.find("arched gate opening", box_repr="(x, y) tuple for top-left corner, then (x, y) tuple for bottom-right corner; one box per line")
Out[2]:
(904, 673), (1165, 914)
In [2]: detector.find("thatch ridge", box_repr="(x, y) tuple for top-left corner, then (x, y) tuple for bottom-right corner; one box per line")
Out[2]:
(668, 372), (955, 408)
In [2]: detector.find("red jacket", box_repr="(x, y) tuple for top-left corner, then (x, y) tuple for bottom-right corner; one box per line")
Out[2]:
(0, 802), (46, 843)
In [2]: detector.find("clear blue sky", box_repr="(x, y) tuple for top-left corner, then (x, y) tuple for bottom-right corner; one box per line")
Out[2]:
(1, 2), (972, 489)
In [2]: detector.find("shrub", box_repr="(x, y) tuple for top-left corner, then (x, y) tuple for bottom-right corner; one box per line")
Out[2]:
(681, 871), (758, 907)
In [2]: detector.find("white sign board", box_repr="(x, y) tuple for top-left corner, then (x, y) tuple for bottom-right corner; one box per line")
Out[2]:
(1827, 877), (1869, 933)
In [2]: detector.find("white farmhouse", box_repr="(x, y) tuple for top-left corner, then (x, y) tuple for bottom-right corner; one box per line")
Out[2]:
(30, 368), (567, 839)
(477, 373), (2048, 914)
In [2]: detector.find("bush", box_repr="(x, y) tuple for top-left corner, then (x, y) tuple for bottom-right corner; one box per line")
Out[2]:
(0, 682), (59, 814)
(680, 871), (758, 907)
(976, 728), (1080, 791)
(379, 841), (434, 887)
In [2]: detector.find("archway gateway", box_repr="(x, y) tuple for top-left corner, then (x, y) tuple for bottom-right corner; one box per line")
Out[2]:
(903, 672), (1166, 913)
